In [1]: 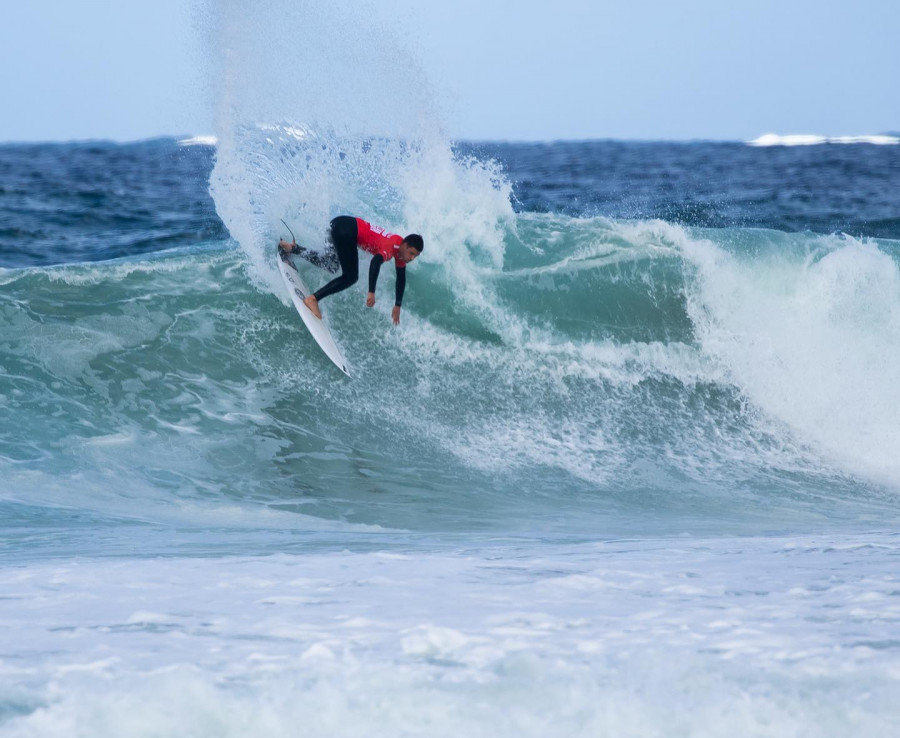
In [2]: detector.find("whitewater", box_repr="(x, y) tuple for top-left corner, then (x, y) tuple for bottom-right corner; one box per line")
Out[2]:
(2, 1), (900, 735)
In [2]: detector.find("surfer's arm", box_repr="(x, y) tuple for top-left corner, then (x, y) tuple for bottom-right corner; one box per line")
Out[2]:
(366, 254), (384, 307)
(394, 264), (406, 307)
(367, 256), (405, 323)
(390, 265), (406, 325)
(368, 254), (385, 293)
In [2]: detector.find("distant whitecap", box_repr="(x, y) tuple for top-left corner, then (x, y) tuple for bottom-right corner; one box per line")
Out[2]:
(748, 133), (899, 146)
(177, 135), (218, 147)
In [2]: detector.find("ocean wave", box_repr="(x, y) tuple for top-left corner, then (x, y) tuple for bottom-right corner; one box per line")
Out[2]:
(2, 217), (897, 534)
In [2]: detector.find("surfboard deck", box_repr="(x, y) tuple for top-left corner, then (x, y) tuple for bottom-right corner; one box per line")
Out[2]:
(276, 247), (350, 377)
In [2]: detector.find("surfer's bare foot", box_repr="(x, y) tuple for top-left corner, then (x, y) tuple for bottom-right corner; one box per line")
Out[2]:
(278, 240), (295, 252)
(303, 295), (322, 319)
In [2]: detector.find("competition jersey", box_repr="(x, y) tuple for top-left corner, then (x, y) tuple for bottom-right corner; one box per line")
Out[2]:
(356, 218), (406, 268)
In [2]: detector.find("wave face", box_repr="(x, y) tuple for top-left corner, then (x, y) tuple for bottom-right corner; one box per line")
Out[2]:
(3, 218), (899, 545)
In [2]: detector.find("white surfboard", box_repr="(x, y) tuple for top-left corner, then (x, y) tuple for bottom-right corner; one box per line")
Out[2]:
(276, 248), (350, 377)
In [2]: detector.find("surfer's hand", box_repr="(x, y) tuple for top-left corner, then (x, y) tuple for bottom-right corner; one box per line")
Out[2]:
(366, 292), (376, 308)
(392, 306), (401, 325)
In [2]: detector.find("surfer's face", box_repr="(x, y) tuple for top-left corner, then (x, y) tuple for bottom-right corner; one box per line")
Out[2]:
(400, 242), (421, 263)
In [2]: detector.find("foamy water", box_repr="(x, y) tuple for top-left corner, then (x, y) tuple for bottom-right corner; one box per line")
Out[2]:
(3, 535), (900, 737)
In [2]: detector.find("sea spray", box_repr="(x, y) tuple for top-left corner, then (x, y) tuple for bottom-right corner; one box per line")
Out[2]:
(206, 0), (514, 300)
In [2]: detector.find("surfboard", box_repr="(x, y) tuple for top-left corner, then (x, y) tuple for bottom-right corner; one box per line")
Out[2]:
(276, 247), (350, 377)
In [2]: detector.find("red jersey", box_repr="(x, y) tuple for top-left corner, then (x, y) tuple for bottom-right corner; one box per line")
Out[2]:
(356, 218), (406, 268)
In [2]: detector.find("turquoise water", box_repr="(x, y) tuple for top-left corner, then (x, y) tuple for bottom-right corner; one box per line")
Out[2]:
(4, 217), (899, 555)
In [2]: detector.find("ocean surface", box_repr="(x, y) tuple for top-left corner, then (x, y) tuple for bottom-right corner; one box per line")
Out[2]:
(2, 133), (900, 736)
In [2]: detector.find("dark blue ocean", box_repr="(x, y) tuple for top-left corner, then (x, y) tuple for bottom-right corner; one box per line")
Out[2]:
(2, 134), (900, 736)
(3, 138), (900, 269)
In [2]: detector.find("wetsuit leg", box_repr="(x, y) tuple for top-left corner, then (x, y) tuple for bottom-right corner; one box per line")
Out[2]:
(313, 216), (359, 302)
(291, 244), (339, 273)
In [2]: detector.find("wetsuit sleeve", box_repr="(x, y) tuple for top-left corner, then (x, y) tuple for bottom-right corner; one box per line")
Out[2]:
(395, 263), (406, 306)
(368, 254), (385, 293)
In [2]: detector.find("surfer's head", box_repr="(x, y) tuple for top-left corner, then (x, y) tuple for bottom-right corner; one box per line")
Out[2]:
(399, 234), (423, 263)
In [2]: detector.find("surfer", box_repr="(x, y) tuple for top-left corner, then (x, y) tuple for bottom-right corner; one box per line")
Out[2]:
(280, 216), (423, 325)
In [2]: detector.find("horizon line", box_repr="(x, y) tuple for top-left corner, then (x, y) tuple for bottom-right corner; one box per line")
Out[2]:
(1, 131), (898, 147)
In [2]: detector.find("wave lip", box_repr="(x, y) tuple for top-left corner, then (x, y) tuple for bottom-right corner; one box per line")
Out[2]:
(748, 133), (900, 147)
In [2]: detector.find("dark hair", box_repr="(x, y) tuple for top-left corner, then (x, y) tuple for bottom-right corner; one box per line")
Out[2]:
(403, 234), (424, 252)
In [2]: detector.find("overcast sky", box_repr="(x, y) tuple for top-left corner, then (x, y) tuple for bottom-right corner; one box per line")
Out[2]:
(2, 0), (897, 142)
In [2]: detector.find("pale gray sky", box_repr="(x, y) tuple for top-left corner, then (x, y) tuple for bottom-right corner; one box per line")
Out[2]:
(1, 0), (897, 142)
